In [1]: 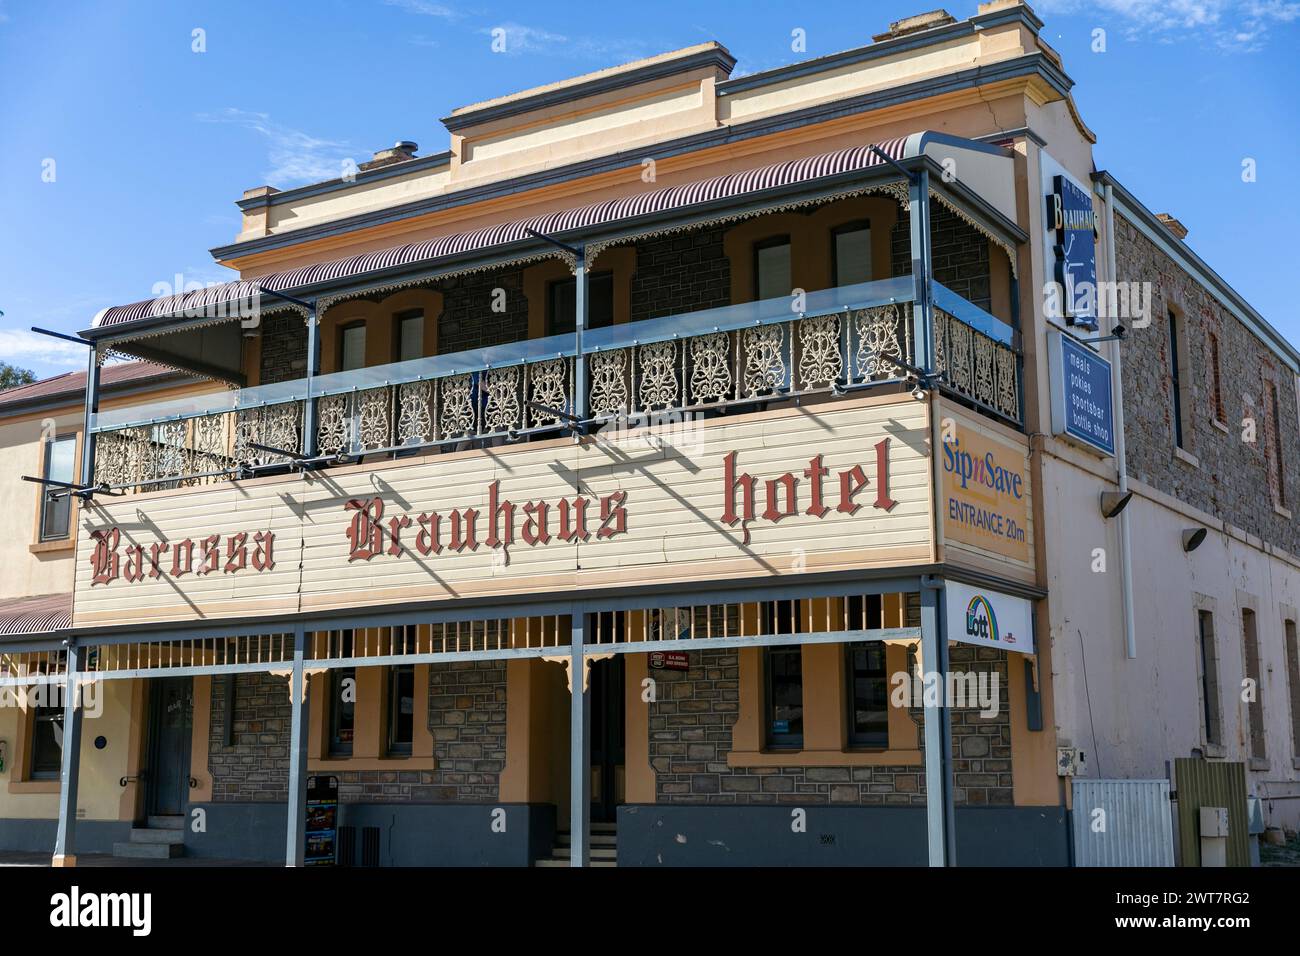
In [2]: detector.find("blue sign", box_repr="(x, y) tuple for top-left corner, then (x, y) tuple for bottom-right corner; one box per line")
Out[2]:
(1049, 332), (1114, 456)
(1047, 174), (1099, 331)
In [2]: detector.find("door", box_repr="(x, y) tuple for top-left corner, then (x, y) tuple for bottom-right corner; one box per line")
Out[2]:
(148, 677), (193, 816)
(589, 655), (625, 824)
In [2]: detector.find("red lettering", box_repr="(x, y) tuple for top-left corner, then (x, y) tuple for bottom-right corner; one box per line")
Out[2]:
(416, 512), (442, 556)
(449, 508), (479, 552)
(171, 538), (194, 577)
(345, 497), (385, 561)
(387, 515), (412, 556)
(837, 464), (869, 515)
(199, 534), (221, 575)
(252, 531), (276, 571)
(721, 451), (757, 544)
(804, 454), (829, 517)
(90, 528), (121, 585)
(522, 502), (551, 546)
(123, 543), (144, 583)
(225, 532), (248, 573)
(558, 497), (590, 542)
(598, 491), (628, 539)
(762, 474), (798, 523)
(485, 480), (515, 552)
(874, 438), (897, 511)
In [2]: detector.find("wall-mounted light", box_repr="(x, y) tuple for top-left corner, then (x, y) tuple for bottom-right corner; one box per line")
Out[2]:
(1099, 490), (1133, 518)
(1182, 527), (1208, 553)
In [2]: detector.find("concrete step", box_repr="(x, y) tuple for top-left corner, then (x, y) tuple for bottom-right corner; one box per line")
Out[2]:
(112, 841), (183, 860)
(551, 845), (617, 860)
(535, 858), (616, 868)
(146, 816), (185, 830)
(130, 827), (185, 845)
(556, 832), (616, 847)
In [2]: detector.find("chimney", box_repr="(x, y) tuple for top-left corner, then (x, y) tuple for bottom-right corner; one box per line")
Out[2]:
(1156, 213), (1189, 241)
(872, 9), (957, 42)
(359, 140), (419, 172)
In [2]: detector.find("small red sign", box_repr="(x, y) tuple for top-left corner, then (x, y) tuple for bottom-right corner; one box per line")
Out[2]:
(649, 651), (690, 671)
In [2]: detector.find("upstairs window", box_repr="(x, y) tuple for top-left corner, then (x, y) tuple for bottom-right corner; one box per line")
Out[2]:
(395, 310), (424, 363)
(832, 221), (872, 287)
(546, 272), (614, 337)
(1168, 308), (1186, 449)
(39, 434), (76, 541)
(1285, 619), (1300, 763)
(754, 236), (792, 301)
(1268, 380), (1287, 508)
(340, 323), (367, 372)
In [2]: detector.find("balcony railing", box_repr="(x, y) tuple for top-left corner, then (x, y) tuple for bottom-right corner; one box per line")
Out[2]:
(90, 277), (1019, 495)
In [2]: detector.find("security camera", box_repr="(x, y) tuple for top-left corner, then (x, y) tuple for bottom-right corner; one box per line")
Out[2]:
(1111, 323), (1128, 339)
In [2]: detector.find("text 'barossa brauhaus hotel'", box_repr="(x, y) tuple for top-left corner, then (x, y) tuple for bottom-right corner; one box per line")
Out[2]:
(2, 1), (1298, 867)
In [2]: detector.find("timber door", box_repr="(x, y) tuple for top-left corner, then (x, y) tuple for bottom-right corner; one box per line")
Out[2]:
(148, 677), (193, 817)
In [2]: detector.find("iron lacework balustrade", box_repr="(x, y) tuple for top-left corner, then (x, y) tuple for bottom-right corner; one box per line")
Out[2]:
(89, 277), (1019, 495)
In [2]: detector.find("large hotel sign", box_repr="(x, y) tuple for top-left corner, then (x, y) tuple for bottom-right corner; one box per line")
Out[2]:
(73, 397), (937, 628)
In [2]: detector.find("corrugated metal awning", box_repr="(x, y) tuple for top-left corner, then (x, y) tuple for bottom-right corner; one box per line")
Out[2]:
(91, 137), (911, 331)
(0, 593), (72, 638)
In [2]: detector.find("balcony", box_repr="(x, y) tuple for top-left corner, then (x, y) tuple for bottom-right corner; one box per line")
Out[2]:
(89, 276), (1018, 496)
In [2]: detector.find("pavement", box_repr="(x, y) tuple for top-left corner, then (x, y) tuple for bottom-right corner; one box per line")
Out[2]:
(0, 851), (270, 867)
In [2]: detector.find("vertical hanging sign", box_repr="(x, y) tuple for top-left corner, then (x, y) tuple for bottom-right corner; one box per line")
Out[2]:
(1046, 172), (1099, 331)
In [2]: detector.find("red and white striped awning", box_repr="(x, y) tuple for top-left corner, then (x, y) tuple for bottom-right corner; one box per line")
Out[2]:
(0, 593), (72, 638)
(92, 137), (911, 331)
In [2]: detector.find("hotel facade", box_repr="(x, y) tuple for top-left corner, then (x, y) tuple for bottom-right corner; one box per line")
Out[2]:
(1, 1), (1297, 867)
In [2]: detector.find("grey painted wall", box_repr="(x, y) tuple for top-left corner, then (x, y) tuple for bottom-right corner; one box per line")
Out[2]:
(617, 804), (1069, 866)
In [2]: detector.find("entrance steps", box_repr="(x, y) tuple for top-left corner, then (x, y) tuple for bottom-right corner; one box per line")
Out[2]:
(112, 815), (185, 860)
(536, 822), (616, 867)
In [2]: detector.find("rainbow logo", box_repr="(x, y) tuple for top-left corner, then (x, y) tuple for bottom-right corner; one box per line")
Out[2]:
(964, 594), (1011, 644)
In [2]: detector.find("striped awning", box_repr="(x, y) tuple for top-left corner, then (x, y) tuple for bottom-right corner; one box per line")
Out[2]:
(92, 137), (910, 331)
(0, 593), (72, 638)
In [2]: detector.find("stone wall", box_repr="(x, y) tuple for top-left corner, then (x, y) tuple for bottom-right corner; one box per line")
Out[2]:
(647, 645), (1011, 806)
(891, 203), (993, 311)
(437, 266), (529, 354)
(257, 311), (307, 385)
(628, 226), (732, 323)
(207, 660), (507, 803)
(1115, 213), (1300, 555)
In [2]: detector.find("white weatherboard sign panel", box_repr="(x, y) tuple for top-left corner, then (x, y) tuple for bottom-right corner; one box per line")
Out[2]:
(74, 397), (933, 628)
(943, 580), (1034, 654)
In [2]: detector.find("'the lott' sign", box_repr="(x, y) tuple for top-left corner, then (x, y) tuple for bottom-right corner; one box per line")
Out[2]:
(1048, 330), (1115, 457)
(72, 400), (933, 627)
(943, 580), (1034, 654)
(1046, 172), (1099, 330)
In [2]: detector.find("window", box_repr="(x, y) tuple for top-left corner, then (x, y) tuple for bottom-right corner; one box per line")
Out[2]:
(386, 665), (415, 756)
(1268, 381), (1286, 508)
(764, 646), (804, 750)
(1242, 609), (1266, 762)
(340, 323), (366, 372)
(546, 272), (614, 337)
(1168, 308), (1185, 448)
(39, 434), (75, 540)
(30, 694), (63, 779)
(1284, 619), (1300, 762)
(329, 632), (356, 757)
(832, 221), (872, 287)
(846, 641), (888, 748)
(754, 237), (792, 301)
(1208, 333), (1225, 423)
(1197, 610), (1222, 748)
(394, 310), (423, 363)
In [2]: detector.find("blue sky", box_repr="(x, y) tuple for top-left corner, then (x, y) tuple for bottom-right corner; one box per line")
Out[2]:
(1, 0), (1296, 378)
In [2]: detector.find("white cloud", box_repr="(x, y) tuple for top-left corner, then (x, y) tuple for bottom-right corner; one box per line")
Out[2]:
(481, 22), (649, 61)
(382, 0), (461, 18)
(195, 108), (357, 188)
(1036, 0), (1300, 50)
(0, 328), (88, 376)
